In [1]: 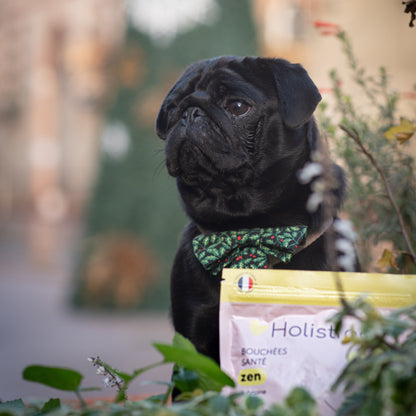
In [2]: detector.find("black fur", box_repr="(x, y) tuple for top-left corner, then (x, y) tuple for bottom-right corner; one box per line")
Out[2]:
(156, 56), (358, 363)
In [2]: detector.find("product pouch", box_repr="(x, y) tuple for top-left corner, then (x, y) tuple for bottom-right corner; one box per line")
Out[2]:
(219, 269), (416, 415)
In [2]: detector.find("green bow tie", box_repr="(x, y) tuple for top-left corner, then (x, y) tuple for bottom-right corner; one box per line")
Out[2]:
(192, 226), (307, 275)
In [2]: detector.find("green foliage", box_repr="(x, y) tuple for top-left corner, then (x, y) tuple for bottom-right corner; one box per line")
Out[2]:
(4, 302), (416, 415)
(84, 333), (234, 404)
(330, 298), (416, 416)
(22, 366), (83, 392)
(264, 388), (318, 416)
(5, 332), (319, 416)
(153, 333), (235, 394)
(313, 32), (416, 414)
(0, 391), (317, 416)
(0, 399), (25, 416)
(317, 30), (416, 272)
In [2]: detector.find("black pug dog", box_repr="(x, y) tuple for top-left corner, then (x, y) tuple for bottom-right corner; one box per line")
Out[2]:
(156, 56), (358, 364)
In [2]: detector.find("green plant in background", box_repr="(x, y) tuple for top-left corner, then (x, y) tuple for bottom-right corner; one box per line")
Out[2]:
(317, 28), (416, 273)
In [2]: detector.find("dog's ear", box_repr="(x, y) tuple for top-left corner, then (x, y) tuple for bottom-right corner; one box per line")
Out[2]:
(266, 58), (321, 129)
(156, 60), (210, 140)
(155, 100), (169, 140)
(156, 83), (183, 140)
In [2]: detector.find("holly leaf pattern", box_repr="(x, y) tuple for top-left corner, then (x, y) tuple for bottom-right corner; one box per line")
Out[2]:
(193, 226), (307, 275)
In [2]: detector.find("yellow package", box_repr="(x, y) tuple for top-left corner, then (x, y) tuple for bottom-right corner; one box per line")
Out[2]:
(219, 269), (416, 415)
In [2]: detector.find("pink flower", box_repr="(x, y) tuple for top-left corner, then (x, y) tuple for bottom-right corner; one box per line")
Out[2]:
(314, 20), (341, 36)
(400, 91), (416, 100)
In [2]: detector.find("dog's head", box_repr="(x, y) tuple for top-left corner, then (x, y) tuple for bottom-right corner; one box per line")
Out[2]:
(156, 56), (323, 229)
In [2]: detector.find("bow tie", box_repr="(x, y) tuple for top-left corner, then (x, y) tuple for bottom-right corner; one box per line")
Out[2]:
(192, 226), (307, 275)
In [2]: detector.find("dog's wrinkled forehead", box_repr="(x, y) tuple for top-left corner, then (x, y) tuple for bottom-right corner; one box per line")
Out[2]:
(162, 58), (260, 111)
(170, 56), (273, 102)
(190, 55), (245, 81)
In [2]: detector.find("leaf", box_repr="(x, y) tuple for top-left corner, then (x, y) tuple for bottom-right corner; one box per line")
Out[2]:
(337, 391), (367, 416)
(211, 248), (220, 257)
(218, 246), (226, 256)
(153, 333), (235, 392)
(285, 387), (316, 409)
(384, 117), (415, 143)
(172, 367), (199, 393)
(208, 396), (231, 413)
(204, 255), (218, 265)
(23, 365), (83, 392)
(377, 249), (399, 270)
(0, 399), (25, 411)
(250, 232), (260, 240)
(40, 398), (61, 414)
(245, 395), (264, 411)
(171, 332), (196, 352)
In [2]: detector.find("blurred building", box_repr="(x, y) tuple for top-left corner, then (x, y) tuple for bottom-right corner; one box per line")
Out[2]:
(0, 0), (125, 225)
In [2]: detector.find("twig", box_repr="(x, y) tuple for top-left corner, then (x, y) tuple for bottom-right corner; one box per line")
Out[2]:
(313, 135), (351, 308)
(75, 389), (88, 410)
(339, 124), (416, 265)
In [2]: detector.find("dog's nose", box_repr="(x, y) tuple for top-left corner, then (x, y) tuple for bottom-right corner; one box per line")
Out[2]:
(182, 106), (205, 124)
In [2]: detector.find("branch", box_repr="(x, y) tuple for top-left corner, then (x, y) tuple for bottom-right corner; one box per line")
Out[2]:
(339, 124), (416, 265)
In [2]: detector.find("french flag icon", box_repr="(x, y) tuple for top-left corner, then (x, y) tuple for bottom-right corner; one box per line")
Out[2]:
(238, 275), (254, 292)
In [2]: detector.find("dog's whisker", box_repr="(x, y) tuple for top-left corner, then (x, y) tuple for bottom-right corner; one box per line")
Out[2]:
(152, 158), (167, 179)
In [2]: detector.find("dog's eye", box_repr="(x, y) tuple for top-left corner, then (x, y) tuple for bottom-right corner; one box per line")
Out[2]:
(226, 100), (251, 117)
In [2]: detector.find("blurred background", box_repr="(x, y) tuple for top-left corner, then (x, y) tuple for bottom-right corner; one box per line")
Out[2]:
(1, 0), (415, 402)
